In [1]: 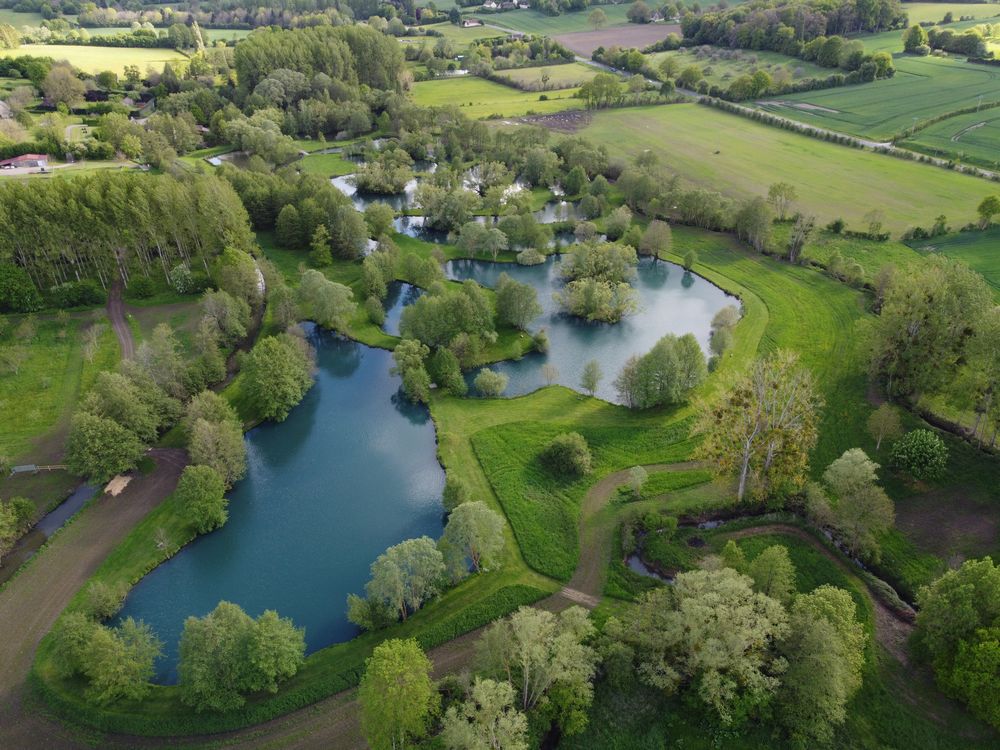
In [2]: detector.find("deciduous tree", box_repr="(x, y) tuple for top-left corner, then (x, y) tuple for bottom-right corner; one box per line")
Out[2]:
(359, 639), (440, 750)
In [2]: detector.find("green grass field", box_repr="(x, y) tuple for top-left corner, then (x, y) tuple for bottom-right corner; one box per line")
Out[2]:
(481, 4), (633, 34)
(901, 2), (1000, 25)
(0, 8), (43, 26)
(410, 23), (505, 44)
(903, 106), (1000, 168)
(499, 61), (602, 89)
(649, 46), (829, 88)
(0, 44), (188, 75)
(412, 76), (582, 118)
(0, 314), (118, 461)
(908, 227), (1000, 292)
(759, 55), (1000, 142)
(295, 152), (356, 177)
(577, 103), (992, 231)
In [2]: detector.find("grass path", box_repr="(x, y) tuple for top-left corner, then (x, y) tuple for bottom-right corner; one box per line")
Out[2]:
(106, 280), (134, 360)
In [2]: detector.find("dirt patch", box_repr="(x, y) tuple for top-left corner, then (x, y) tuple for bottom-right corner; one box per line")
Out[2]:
(518, 110), (593, 133)
(554, 23), (680, 58)
(895, 486), (998, 563)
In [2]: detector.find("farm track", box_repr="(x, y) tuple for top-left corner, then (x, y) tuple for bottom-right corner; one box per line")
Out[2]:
(106, 280), (134, 360)
(0, 448), (188, 749)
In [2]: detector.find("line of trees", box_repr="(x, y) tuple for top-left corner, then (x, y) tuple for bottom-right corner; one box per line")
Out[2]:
(0, 172), (253, 296)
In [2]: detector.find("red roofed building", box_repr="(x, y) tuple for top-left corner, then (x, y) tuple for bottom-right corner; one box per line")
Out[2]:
(0, 154), (49, 169)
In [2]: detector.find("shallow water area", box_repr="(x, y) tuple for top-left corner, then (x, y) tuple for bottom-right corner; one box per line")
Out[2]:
(114, 327), (445, 681)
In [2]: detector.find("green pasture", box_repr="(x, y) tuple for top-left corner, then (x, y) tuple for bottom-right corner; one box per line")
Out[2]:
(759, 55), (1000, 142)
(0, 44), (188, 75)
(0, 313), (118, 461)
(411, 23), (505, 44)
(411, 76), (582, 118)
(499, 61), (601, 88)
(903, 106), (1000, 168)
(649, 46), (829, 88)
(0, 8), (43, 26)
(908, 226), (1000, 292)
(481, 4), (633, 34)
(902, 2), (1000, 25)
(577, 103), (991, 231)
(295, 152), (355, 177)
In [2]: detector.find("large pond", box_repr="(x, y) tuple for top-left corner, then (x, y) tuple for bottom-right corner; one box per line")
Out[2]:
(115, 328), (445, 682)
(444, 255), (738, 403)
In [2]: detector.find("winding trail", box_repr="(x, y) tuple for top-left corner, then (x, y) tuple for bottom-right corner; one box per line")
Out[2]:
(106, 280), (134, 360)
(0, 448), (188, 748)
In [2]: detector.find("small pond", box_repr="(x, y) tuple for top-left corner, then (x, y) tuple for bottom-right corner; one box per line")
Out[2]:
(444, 255), (738, 403)
(115, 327), (445, 682)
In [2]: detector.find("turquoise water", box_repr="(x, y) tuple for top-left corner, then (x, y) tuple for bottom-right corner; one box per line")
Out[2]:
(446, 255), (737, 403)
(115, 328), (445, 682)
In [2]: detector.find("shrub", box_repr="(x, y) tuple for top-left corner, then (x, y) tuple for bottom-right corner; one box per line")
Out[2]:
(540, 432), (592, 476)
(169, 264), (195, 294)
(127, 277), (155, 300)
(890, 429), (948, 480)
(47, 280), (106, 309)
(365, 295), (385, 325)
(474, 368), (508, 397)
(0, 263), (41, 312)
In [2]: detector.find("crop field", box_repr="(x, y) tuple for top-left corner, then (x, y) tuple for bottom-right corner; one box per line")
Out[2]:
(498, 61), (601, 88)
(908, 227), (1000, 292)
(483, 5), (634, 35)
(576, 103), (992, 231)
(0, 44), (188, 75)
(412, 76), (581, 118)
(903, 106), (1000, 167)
(759, 55), (1000, 142)
(554, 23), (680, 57)
(648, 46), (829, 88)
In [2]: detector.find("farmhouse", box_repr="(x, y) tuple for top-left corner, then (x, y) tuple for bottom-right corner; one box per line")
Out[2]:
(462, 17), (483, 27)
(482, 0), (498, 8)
(0, 154), (49, 169)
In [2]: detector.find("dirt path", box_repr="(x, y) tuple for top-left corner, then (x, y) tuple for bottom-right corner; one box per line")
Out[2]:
(107, 280), (134, 360)
(0, 448), (187, 748)
(723, 523), (913, 665)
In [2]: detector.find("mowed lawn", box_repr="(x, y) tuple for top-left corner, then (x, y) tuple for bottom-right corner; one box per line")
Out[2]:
(0, 44), (188, 75)
(578, 103), (991, 230)
(500, 61), (602, 88)
(909, 227), (1000, 294)
(410, 23), (505, 44)
(412, 76), (582, 118)
(759, 55), (1000, 142)
(903, 106), (1000, 168)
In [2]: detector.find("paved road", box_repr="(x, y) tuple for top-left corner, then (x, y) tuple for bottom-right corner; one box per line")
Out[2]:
(0, 449), (187, 748)
(106, 280), (134, 360)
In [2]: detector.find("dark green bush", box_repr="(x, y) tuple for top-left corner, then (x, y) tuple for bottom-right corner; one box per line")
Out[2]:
(890, 429), (948, 480)
(47, 280), (106, 309)
(540, 432), (593, 476)
(127, 276), (155, 299)
(0, 263), (41, 312)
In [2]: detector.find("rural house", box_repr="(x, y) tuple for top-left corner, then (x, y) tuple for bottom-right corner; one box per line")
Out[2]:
(0, 154), (49, 169)
(462, 17), (483, 27)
